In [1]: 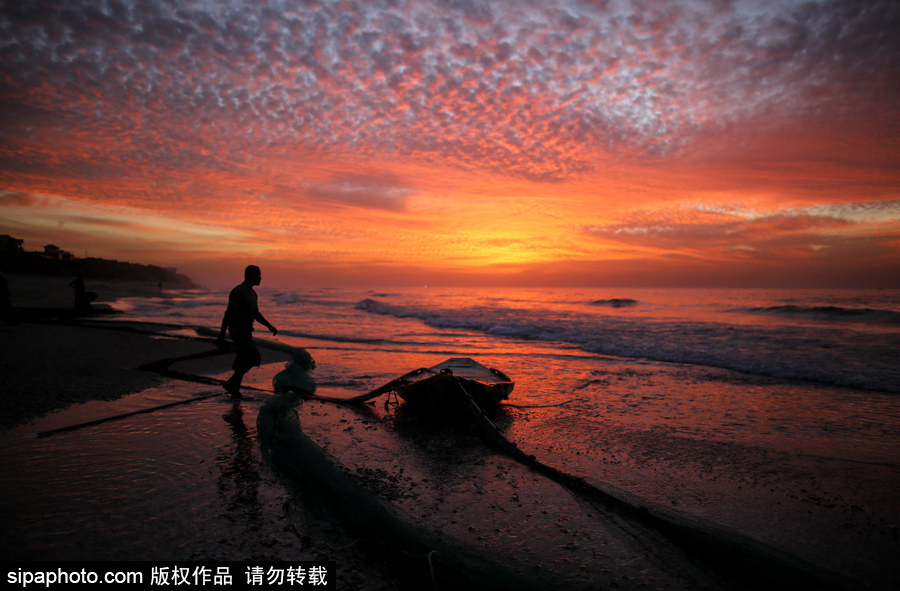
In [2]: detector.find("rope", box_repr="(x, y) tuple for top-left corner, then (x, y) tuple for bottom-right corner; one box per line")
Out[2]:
(426, 550), (441, 591)
(307, 370), (429, 405)
(32, 391), (225, 438)
(32, 344), (267, 438)
(502, 400), (573, 408)
(324, 538), (362, 551)
(445, 376), (853, 591)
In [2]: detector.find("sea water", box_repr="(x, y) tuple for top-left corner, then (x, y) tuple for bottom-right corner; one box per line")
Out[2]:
(3, 286), (899, 586)
(117, 286), (900, 393)
(113, 285), (900, 459)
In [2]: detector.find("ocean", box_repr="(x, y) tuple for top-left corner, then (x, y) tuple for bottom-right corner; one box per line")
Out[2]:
(3, 286), (899, 587)
(115, 286), (900, 459)
(120, 286), (900, 392)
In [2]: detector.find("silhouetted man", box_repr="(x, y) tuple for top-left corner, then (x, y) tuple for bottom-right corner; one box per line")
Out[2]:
(216, 265), (277, 398)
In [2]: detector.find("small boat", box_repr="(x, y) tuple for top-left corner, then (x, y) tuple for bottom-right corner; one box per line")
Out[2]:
(392, 358), (513, 412)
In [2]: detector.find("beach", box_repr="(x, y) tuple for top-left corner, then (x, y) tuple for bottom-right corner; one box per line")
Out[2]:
(0, 275), (399, 590)
(0, 275), (215, 428)
(1, 277), (898, 589)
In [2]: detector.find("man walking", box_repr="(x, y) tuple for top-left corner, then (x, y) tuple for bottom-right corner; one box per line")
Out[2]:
(216, 265), (278, 398)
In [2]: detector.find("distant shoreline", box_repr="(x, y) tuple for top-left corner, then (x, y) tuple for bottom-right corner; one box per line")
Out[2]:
(1, 250), (195, 288)
(0, 273), (226, 430)
(3, 273), (193, 309)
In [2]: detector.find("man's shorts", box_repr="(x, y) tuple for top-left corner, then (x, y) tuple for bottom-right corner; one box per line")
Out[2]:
(229, 328), (261, 373)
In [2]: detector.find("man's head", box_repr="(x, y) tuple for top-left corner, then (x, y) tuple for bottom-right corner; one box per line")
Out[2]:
(244, 265), (262, 286)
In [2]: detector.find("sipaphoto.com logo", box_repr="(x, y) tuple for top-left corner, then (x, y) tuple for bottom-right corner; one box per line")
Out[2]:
(6, 567), (142, 587)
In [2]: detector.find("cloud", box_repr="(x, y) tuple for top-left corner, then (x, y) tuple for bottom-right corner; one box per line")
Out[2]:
(581, 200), (900, 256)
(0, 190), (41, 207)
(2, 0), (896, 185)
(807, 200), (900, 224)
(1, 1), (898, 287)
(303, 174), (415, 211)
(1, 191), (251, 258)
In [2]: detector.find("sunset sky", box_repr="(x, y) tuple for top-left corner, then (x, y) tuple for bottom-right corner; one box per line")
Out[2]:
(2, 0), (898, 288)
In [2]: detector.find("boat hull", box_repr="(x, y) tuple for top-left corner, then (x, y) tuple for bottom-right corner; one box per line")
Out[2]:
(393, 358), (513, 413)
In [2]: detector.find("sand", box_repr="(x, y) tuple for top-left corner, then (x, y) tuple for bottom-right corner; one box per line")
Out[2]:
(0, 274), (218, 429)
(0, 274), (404, 590)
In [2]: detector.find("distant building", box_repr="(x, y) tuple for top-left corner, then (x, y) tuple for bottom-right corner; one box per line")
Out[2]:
(42, 244), (61, 260)
(0, 237), (193, 286)
(0, 235), (24, 253)
(41, 244), (74, 261)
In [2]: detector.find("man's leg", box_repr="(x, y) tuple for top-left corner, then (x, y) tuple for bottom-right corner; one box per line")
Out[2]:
(226, 329), (259, 399)
(223, 370), (245, 397)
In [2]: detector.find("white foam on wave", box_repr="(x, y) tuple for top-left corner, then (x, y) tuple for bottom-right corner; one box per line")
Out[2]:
(356, 297), (900, 393)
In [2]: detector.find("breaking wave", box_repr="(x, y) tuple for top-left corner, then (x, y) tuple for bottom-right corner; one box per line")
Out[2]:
(356, 297), (900, 393)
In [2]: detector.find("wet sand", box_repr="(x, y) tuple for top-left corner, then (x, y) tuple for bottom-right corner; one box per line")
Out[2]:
(263, 390), (870, 591)
(289, 397), (708, 590)
(0, 275), (401, 590)
(0, 274), (217, 428)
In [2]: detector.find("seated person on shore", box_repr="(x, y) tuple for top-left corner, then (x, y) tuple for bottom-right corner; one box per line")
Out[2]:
(0, 271), (13, 323)
(69, 275), (97, 314)
(216, 265), (278, 398)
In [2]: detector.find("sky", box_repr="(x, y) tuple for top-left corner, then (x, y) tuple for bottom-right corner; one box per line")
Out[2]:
(1, 0), (899, 289)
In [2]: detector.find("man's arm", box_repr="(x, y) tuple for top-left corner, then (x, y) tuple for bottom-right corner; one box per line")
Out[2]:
(217, 289), (235, 347)
(255, 310), (278, 335)
(216, 309), (230, 347)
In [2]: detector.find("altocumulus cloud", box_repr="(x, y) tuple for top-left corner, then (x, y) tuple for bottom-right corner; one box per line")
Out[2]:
(304, 175), (415, 211)
(581, 200), (900, 253)
(2, 0), (897, 184)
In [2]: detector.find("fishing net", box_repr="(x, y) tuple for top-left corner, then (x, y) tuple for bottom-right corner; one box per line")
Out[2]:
(258, 391), (574, 591)
(272, 348), (317, 396)
(259, 376), (853, 591)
